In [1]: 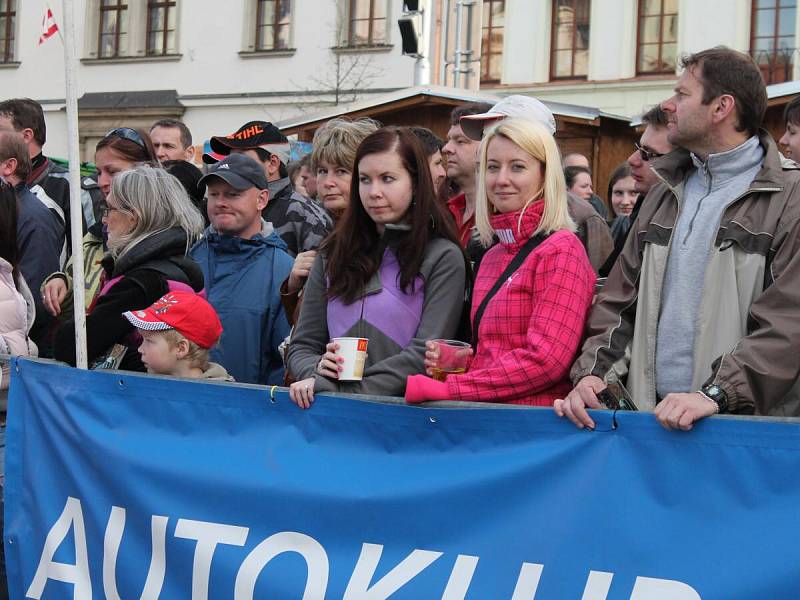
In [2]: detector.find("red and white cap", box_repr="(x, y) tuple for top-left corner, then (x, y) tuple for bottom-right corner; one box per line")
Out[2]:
(460, 95), (557, 140)
(123, 291), (223, 349)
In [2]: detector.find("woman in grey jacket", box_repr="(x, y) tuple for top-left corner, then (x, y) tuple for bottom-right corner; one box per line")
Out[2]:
(287, 127), (467, 407)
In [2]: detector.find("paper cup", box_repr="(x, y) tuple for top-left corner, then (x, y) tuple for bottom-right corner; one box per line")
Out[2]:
(333, 337), (368, 381)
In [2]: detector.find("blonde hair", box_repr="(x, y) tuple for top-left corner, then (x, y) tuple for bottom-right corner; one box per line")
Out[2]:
(475, 118), (574, 247)
(108, 164), (205, 259)
(310, 117), (381, 172)
(159, 329), (210, 371)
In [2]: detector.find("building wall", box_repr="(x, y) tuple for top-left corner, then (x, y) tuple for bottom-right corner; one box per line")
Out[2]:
(489, 0), (779, 118)
(2, 0), (420, 160)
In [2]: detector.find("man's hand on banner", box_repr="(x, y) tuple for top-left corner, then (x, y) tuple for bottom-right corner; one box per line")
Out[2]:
(655, 392), (718, 431)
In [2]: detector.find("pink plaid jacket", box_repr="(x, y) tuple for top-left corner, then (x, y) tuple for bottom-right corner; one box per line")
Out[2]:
(446, 201), (596, 405)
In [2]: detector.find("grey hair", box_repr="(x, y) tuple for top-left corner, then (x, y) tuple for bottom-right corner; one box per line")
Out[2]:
(108, 164), (205, 259)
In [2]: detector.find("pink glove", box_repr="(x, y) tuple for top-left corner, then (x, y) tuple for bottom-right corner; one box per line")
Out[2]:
(405, 374), (450, 404)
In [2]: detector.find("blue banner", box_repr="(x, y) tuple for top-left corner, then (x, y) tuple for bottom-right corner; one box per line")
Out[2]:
(5, 358), (800, 599)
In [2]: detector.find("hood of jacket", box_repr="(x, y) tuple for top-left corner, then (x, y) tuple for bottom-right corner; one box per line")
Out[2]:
(201, 219), (287, 254)
(102, 228), (203, 290)
(201, 361), (234, 381)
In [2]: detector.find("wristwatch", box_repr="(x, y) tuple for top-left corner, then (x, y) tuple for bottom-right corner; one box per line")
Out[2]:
(700, 383), (728, 414)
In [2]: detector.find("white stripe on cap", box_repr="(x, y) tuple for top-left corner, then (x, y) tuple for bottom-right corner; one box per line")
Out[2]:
(122, 311), (173, 331)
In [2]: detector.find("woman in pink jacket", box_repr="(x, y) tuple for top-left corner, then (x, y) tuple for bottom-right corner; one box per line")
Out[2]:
(0, 181), (37, 390)
(405, 118), (595, 406)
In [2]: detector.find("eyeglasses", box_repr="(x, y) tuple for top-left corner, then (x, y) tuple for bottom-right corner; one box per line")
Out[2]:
(103, 127), (147, 151)
(635, 143), (664, 162)
(101, 205), (121, 217)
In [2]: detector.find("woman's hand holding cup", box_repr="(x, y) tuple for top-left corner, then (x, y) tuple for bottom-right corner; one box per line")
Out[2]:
(317, 340), (343, 379)
(426, 339), (472, 381)
(424, 340), (442, 376)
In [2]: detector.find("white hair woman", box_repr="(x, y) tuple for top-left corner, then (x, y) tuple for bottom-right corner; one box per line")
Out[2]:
(54, 164), (205, 371)
(406, 117), (596, 405)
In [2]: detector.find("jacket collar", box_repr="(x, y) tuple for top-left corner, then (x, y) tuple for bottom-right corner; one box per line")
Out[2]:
(268, 177), (291, 198)
(105, 227), (190, 277)
(206, 218), (275, 239)
(689, 135), (763, 186)
(652, 129), (784, 192)
(204, 219), (287, 253)
(490, 199), (545, 250)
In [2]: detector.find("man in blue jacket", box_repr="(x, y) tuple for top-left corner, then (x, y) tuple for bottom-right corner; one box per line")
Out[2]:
(191, 154), (293, 385)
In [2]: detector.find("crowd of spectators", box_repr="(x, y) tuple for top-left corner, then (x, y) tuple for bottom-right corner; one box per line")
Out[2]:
(1, 44), (799, 431)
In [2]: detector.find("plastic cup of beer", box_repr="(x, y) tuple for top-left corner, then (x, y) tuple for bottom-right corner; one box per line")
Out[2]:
(333, 337), (368, 381)
(430, 339), (471, 382)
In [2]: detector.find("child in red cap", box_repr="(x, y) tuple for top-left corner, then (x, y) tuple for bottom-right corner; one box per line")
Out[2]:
(123, 291), (233, 381)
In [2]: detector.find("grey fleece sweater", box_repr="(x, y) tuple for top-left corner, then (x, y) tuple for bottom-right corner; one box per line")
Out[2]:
(286, 236), (466, 397)
(655, 136), (764, 397)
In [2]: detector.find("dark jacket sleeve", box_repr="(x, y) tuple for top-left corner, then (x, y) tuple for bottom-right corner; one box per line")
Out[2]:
(570, 203), (650, 384)
(264, 254), (293, 386)
(285, 254), (330, 381)
(579, 213), (614, 273)
(17, 211), (62, 307)
(279, 277), (302, 327)
(54, 270), (167, 366)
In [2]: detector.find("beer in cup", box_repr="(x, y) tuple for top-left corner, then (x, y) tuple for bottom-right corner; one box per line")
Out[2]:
(430, 339), (471, 382)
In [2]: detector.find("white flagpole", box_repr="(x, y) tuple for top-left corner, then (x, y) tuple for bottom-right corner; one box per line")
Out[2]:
(61, 0), (87, 369)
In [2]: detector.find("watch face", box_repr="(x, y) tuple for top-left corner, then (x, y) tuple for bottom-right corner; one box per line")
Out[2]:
(706, 385), (721, 397)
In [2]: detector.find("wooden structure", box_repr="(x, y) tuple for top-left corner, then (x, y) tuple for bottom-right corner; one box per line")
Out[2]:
(279, 86), (637, 207)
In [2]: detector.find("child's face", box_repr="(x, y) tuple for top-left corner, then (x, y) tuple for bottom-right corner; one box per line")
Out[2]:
(137, 330), (180, 375)
(780, 121), (800, 160)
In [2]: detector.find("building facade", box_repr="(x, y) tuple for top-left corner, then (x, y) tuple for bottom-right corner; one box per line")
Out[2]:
(475, 0), (799, 117)
(0, 0), (423, 160)
(0, 1), (795, 161)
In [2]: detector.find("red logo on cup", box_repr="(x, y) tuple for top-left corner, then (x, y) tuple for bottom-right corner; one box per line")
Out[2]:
(357, 339), (368, 352)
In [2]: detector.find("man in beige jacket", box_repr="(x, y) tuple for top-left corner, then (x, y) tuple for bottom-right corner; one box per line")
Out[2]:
(556, 46), (800, 431)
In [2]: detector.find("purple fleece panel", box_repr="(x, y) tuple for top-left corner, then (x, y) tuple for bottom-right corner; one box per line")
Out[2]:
(327, 249), (424, 348)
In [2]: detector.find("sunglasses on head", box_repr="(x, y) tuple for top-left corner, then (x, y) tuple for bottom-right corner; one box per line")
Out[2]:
(635, 142), (664, 162)
(103, 127), (146, 151)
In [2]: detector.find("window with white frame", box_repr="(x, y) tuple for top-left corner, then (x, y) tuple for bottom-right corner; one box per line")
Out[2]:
(343, 0), (389, 47)
(98, 0), (129, 58)
(87, 0), (179, 60)
(256, 0), (292, 51)
(0, 0), (15, 64)
(146, 0), (177, 56)
(751, 0), (797, 84)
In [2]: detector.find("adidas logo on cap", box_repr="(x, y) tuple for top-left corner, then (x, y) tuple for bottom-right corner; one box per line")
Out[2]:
(218, 164), (230, 169)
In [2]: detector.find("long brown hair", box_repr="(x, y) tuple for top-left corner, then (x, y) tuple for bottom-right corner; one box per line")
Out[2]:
(324, 127), (461, 304)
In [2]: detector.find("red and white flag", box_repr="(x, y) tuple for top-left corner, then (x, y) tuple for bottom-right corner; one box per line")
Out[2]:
(38, 7), (59, 45)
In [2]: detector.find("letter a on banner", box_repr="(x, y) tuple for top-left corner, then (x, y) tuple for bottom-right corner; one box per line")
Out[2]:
(26, 497), (92, 599)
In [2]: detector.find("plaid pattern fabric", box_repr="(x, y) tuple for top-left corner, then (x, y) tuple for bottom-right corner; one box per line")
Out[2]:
(447, 202), (596, 405)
